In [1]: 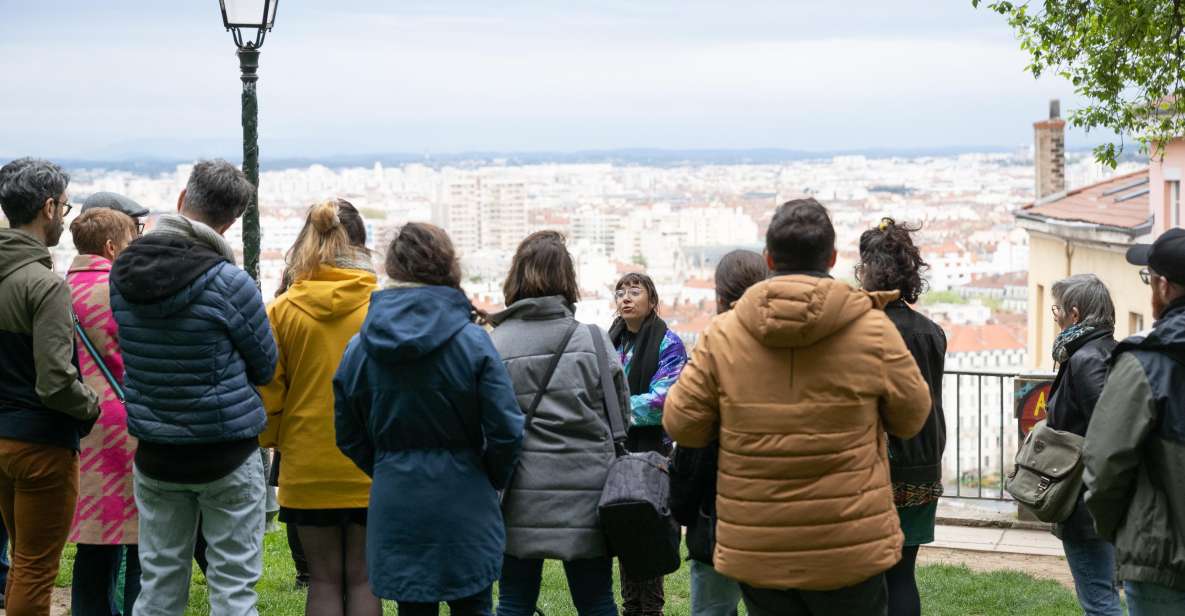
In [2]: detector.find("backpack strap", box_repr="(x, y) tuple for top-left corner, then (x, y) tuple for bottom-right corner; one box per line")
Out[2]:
(72, 312), (125, 403)
(589, 324), (628, 454)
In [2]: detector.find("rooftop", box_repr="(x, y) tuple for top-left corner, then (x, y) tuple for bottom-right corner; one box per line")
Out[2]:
(1017, 169), (1153, 233)
(945, 323), (1026, 354)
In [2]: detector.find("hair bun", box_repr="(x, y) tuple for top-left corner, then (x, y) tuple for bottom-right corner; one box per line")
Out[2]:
(310, 201), (340, 233)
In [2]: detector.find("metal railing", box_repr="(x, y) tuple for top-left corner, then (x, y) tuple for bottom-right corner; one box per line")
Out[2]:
(941, 370), (1034, 502)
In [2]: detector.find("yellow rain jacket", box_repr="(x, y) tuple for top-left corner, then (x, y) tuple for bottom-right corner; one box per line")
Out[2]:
(260, 265), (376, 509)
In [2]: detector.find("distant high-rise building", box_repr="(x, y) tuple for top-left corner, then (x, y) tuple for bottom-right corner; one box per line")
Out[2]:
(440, 172), (527, 255)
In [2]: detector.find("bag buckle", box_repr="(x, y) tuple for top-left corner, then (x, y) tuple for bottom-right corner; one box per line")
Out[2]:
(1036, 476), (1052, 494)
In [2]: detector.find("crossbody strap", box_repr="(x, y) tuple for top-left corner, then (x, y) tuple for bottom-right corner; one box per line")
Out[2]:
(588, 324), (628, 453)
(523, 319), (580, 428)
(72, 312), (125, 403)
(501, 319), (580, 506)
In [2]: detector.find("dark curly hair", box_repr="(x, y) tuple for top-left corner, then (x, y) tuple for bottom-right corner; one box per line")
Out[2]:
(856, 218), (929, 304)
(384, 222), (462, 288)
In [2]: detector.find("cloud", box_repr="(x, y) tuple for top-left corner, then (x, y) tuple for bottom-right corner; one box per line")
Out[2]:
(0, 1), (1091, 158)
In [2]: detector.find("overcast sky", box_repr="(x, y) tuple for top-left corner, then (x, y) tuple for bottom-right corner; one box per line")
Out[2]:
(0, 1), (1101, 159)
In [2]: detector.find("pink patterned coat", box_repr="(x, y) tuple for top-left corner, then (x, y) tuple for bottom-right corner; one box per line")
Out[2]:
(67, 254), (138, 545)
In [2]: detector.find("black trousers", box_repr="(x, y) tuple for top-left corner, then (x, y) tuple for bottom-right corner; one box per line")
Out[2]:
(740, 573), (888, 616)
(396, 586), (492, 616)
(71, 544), (140, 616)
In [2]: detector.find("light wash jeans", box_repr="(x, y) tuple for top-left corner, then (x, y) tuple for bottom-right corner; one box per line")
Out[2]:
(1060, 537), (1122, 615)
(133, 454), (265, 616)
(1126, 581), (1185, 616)
(689, 560), (741, 616)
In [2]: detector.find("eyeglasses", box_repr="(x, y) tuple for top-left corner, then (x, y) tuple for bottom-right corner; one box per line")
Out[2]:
(1050, 305), (1062, 318)
(615, 287), (645, 301)
(54, 198), (72, 218)
(1140, 268), (1152, 285)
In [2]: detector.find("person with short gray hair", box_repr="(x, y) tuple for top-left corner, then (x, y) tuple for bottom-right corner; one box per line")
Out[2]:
(0, 158), (101, 614)
(109, 159), (276, 616)
(1046, 273), (1121, 616)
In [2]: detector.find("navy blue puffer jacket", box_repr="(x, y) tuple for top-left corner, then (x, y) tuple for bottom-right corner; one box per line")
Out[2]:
(110, 233), (277, 444)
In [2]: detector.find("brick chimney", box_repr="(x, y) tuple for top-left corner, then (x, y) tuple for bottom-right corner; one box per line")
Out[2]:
(1034, 99), (1067, 200)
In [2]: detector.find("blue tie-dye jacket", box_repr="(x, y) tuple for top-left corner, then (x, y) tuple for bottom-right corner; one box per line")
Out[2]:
(618, 329), (689, 427)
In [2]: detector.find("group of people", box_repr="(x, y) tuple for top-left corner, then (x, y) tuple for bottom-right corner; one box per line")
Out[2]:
(0, 155), (1181, 616)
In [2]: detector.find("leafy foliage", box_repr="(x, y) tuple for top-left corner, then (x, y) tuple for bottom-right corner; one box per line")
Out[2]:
(974, 0), (1185, 167)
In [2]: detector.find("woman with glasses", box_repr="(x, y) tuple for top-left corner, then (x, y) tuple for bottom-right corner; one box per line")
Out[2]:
(608, 272), (688, 616)
(1047, 274), (1122, 616)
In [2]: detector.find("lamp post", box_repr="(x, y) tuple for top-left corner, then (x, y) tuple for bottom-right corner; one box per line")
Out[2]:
(219, 0), (278, 281)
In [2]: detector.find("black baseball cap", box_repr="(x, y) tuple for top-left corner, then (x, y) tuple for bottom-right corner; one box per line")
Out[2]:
(1127, 228), (1185, 284)
(80, 192), (149, 218)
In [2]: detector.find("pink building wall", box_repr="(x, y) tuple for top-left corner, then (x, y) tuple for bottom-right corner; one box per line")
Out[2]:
(1151, 137), (1185, 234)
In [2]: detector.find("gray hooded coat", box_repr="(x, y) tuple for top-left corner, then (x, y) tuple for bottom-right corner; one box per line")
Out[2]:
(490, 296), (631, 560)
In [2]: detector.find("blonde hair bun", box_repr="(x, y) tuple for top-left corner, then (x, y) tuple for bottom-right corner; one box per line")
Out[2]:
(310, 201), (341, 233)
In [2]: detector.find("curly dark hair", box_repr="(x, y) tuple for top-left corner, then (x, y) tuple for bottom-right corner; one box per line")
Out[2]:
(856, 217), (929, 304)
(384, 222), (462, 288)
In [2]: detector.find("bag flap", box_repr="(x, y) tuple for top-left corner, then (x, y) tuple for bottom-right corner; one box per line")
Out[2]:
(1014, 423), (1084, 480)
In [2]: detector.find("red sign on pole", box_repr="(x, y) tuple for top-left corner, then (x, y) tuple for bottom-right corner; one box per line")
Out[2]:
(1014, 375), (1054, 437)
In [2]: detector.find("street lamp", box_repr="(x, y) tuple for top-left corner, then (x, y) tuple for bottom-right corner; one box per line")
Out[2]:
(219, 0), (278, 281)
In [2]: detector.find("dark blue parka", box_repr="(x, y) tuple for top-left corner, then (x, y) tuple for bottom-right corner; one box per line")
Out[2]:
(333, 285), (523, 602)
(110, 233), (276, 444)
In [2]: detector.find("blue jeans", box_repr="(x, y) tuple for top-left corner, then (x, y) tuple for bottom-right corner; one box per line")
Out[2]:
(689, 560), (741, 616)
(1060, 538), (1122, 616)
(133, 454), (265, 616)
(498, 554), (617, 616)
(1126, 581), (1185, 616)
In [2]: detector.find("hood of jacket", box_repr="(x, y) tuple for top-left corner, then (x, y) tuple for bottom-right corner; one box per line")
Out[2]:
(360, 285), (474, 363)
(488, 295), (572, 326)
(1115, 299), (1185, 364)
(0, 229), (51, 284)
(67, 254), (112, 276)
(109, 234), (228, 316)
(284, 265), (377, 321)
(733, 274), (898, 349)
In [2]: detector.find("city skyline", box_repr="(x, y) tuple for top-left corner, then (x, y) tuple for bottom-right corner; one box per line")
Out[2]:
(2, 1), (1109, 160)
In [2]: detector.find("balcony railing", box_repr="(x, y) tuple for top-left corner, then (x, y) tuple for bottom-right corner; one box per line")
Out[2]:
(941, 369), (1047, 502)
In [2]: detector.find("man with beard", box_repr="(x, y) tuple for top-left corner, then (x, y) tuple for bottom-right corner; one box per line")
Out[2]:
(1085, 227), (1185, 614)
(0, 158), (100, 615)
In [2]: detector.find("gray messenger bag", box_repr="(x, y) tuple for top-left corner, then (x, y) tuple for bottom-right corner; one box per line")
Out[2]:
(1005, 420), (1085, 523)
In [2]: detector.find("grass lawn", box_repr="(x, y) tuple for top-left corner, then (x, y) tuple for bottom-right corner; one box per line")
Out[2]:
(55, 528), (1083, 615)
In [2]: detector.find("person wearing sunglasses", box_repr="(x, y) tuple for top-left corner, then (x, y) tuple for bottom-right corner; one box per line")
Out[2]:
(0, 158), (101, 615)
(81, 192), (150, 236)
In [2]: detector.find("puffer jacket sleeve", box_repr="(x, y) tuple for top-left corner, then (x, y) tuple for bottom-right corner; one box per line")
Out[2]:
(474, 328), (524, 490)
(219, 265), (278, 386)
(664, 322), (720, 448)
(879, 316), (931, 439)
(334, 338), (375, 477)
(258, 300), (287, 448)
(1084, 353), (1156, 541)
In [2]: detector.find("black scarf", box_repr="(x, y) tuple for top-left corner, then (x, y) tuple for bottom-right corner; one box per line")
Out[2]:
(609, 311), (669, 396)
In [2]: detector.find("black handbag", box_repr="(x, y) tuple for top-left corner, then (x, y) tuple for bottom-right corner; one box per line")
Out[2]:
(589, 325), (681, 579)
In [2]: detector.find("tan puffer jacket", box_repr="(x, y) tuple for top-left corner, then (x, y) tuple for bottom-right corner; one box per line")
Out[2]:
(664, 275), (931, 591)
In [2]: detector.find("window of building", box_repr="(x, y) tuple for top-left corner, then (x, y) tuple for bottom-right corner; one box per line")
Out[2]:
(1130, 312), (1145, 335)
(1170, 180), (1182, 228)
(1036, 284), (1046, 358)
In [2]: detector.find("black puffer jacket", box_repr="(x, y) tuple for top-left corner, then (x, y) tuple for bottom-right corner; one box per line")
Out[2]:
(883, 301), (947, 485)
(1046, 328), (1116, 541)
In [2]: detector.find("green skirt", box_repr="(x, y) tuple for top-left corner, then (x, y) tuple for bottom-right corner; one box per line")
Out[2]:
(897, 501), (938, 546)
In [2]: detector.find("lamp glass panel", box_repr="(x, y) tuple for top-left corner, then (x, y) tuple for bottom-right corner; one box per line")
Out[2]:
(221, 0), (276, 28)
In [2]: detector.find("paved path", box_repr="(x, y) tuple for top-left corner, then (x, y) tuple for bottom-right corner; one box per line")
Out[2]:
(931, 523), (1065, 557)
